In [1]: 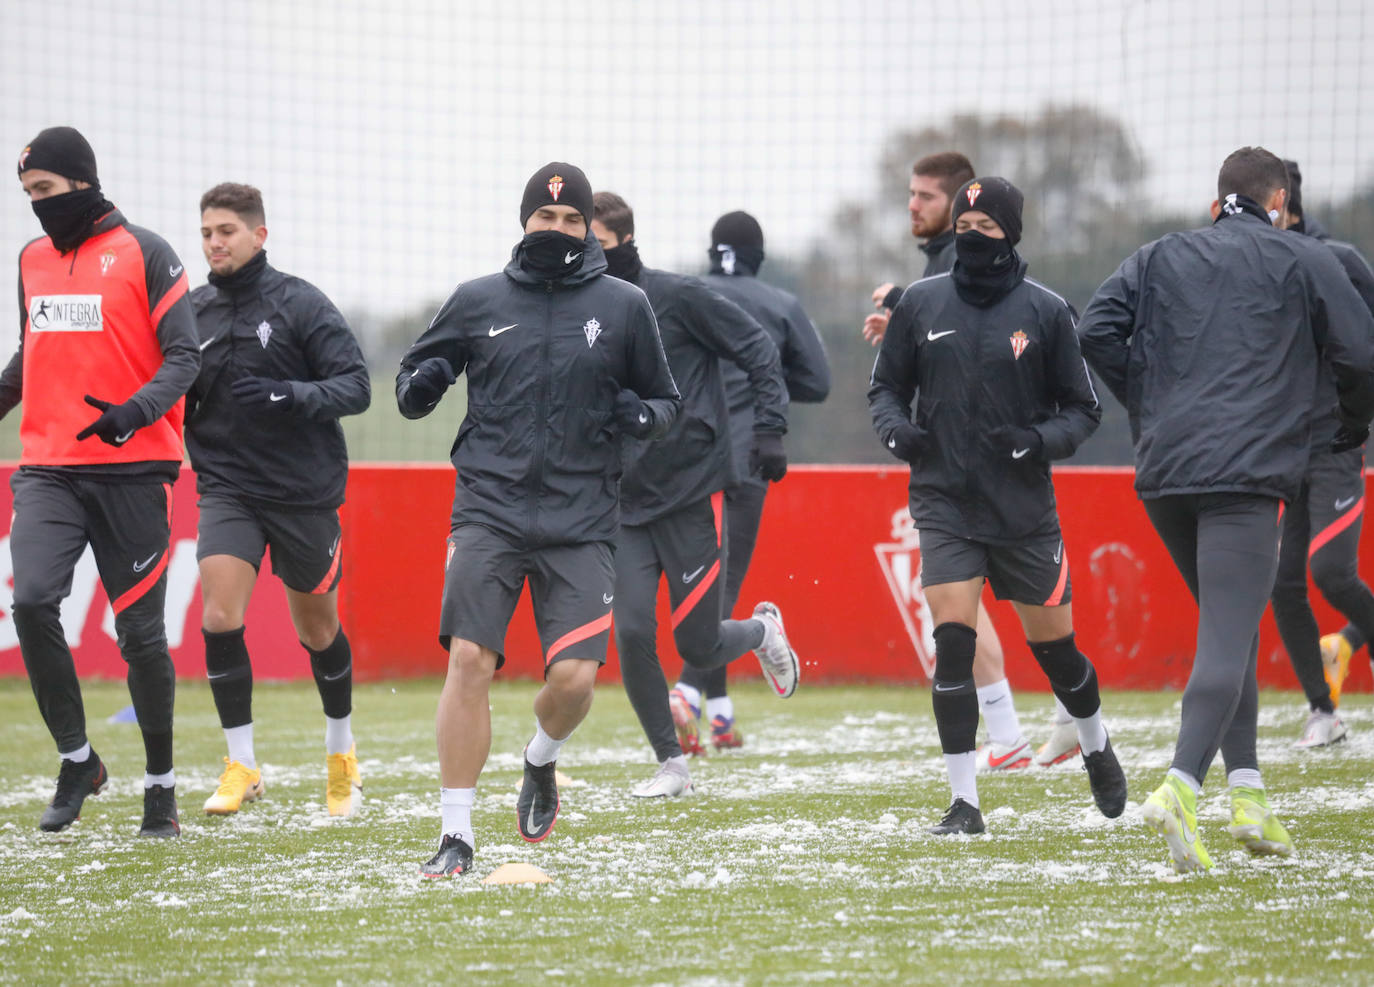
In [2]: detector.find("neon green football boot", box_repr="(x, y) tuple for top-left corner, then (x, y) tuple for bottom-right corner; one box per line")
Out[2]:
(1142, 775), (1213, 873)
(1228, 786), (1293, 858)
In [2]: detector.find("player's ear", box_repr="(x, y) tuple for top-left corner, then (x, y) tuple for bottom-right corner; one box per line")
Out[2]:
(1208, 199), (1221, 222)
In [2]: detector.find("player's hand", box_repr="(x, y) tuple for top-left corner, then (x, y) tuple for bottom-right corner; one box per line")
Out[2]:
(612, 388), (655, 438)
(402, 357), (455, 411)
(989, 424), (1044, 463)
(863, 312), (890, 347)
(75, 394), (146, 446)
(749, 431), (787, 482)
(231, 376), (295, 412)
(884, 423), (927, 463)
(1331, 422), (1369, 453)
(872, 282), (897, 307)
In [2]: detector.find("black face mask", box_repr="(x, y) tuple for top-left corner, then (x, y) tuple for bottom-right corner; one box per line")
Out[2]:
(951, 230), (1026, 308)
(603, 240), (643, 283)
(517, 229), (587, 281)
(32, 187), (108, 253)
(707, 243), (764, 276)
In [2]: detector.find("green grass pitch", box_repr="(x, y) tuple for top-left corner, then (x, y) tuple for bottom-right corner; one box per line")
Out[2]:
(1, 679), (1371, 985)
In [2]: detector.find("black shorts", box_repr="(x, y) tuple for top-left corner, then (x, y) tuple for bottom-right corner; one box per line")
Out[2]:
(439, 523), (614, 672)
(918, 526), (1072, 606)
(196, 494), (343, 594)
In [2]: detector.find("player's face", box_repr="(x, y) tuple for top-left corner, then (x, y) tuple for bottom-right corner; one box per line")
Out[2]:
(525, 204), (587, 238)
(20, 169), (77, 201)
(590, 219), (622, 251)
(908, 174), (953, 240)
(953, 209), (1005, 239)
(201, 207), (266, 276)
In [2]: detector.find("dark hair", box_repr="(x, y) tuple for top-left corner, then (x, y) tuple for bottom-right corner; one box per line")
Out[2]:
(913, 152), (976, 199)
(1282, 158), (1304, 218)
(200, 182), (265, 227)
(592, 190), (634, 241)
(1217, 148), (1288, 208)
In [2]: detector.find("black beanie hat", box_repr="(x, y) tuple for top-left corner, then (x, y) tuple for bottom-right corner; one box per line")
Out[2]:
(1282, 159), (1303, 218)
(17, 126), (99, 187)
(951, 176), (1023, 246)
(520, 162), (593, 227)
(710, 210), (764, 250)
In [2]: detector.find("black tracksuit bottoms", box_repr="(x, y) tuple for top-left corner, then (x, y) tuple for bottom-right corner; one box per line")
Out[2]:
(614, 494), (765, 763)
(1143, 492), (1283, 784)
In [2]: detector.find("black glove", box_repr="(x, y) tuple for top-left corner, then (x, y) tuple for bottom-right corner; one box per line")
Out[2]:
(1332, 422), (1369, 453)
(749, 431), (788, 482)
(884, 423), (927, 463)
(402, 357), (456, 411)
(231, 376), (295, 412)
(75, 394), (146, 446)
(989, 424), (1044, 462)
(612, 389), (656, 438)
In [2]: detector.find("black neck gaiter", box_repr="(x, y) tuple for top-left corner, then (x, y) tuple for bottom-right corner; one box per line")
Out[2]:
(951, 231), (1026, 308)
(517, 230), (587, 281)
(1216, 193), (1274, 226)
(707, 243), (764, 276)
(603, 241), (643, 283)
(208, 248), (269, 293)
(32, 187), (112, 253)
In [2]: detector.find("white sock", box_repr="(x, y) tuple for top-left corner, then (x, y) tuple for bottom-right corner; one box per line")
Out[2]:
(1227, 768), (1263, 791)
(944, 751), (979, 808)
(224, 724), (256, 769)
(673, 682), (702, 713)
(1053, 696), (1072, 726)
(664, 754), (690, 774)
(439, 787), (476, 847)
(1072, 711), (1109, 755)
(705, 696), (734, 723)
(325, 714), (353, 756)
(60, 742), (92, 763)
(144, 770), (175, 789)
(976, 679), (1024, 748)
(1168, 767), (1202, 794)
(525, 720), (567, 767)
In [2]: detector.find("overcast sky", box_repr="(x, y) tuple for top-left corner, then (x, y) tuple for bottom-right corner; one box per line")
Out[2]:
(3, 0), (1372, 339)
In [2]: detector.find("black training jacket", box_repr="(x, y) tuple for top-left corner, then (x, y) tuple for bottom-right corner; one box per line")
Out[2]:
(868, 272), (1100, 543)
(618, 267), (787, 525)
(1301, 221), (1374, 445)
(706, 270), (830, 487)
(186, 254), (370, 510)
(1078, 211), (1374, 503)
(920, 229), (957, 277)
(397, 234), (680, 547)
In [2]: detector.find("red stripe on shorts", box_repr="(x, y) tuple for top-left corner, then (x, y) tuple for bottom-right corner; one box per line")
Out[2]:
(545, 612), (613, 666)
(1309, 495), (1364, 559)
(311, 541), (343, 594)
(1043, 550), (1069, 607)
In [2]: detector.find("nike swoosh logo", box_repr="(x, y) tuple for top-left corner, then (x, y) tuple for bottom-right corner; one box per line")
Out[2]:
(927, 329), (957, 341)
(887, 438), (896, 449)
(564, 252), (581, 264)
(933, 682), (961, 693)
(115, 430), (136, 444)
(488, 323), (517, 337)
(269, 393), (287, 402)
(683, 565), (705, 583)
(206, 671), (230, 680)
(329, 534), (341, 557)
(987, 748), (1026, 768)
(1335, 496), (1357, 510)
(638, 413), (648, 424)
(199, 336), (216, 351)
(1054, 541), (1064, 565)
(1012, 448), (1030, 459)
(132, 552), (158, 573)
(526, 805), (539, 836)
(409, 368), (419, 378)
(603, 593), (614, 605)
(169, 265), (183, 277)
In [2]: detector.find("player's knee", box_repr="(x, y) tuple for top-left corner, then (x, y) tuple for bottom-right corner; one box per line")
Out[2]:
(933, 621), (977, 681)
(202, 599), (247, 634)
(297, 616), (341, 652)
(446, 639), (497, 690)
(10, 599), (61, 637)
(1310, 554), (1359, 597)
(613, 620), (656, 660)
(546, 661), (597, 705)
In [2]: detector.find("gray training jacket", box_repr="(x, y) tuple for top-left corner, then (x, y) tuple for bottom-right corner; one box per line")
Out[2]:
(397, 233), (681, 547)
(1078, 210), (1374, 503)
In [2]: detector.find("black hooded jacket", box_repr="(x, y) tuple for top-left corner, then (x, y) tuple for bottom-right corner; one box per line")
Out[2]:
(186, 253), (370, 510)
(1078, 211), (1374, 502)
(1299, 219), (1374, 445)
(396, 233), (680, 546)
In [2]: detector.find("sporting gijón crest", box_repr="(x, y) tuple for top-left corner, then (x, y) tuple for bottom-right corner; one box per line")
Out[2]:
(1010, 330), (1029, 360)
(257, 321), (272, 347)
(583, 317), (601, 347)
(873, 506), (936, 679)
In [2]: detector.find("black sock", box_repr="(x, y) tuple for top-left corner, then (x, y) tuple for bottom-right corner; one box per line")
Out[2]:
(932, 622), (978, 755)
(1029, 634), (1100, 719)
(141, 729), (173, 777)
(307, 629), (353, 720)
(204, 627), (253, 729)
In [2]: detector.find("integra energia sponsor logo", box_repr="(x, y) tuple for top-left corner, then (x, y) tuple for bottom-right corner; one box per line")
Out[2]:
(29, 295), (103, 332)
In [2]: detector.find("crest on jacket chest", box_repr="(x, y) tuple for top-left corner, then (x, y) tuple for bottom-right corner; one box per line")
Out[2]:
(1010, 330), (1029, 360)
(257, 321), (272, 347)
(583, 317), (601, 347)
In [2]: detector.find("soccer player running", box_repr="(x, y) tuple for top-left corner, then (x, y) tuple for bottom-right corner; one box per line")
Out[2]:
(866, 152), (1071, 773)
(868, 177), (1125, 836)
(590, 193), (800, 798)
(1270, 160), (1374, 737)
(185, 183), (371, 817)
(398, 164), (681, 877)
(0, 127), (198, 836)
(1079, 147), (1374, 872)
(667, 210), (829, 755)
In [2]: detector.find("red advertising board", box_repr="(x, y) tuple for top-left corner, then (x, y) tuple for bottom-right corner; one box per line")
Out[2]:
(1, 463), (1370, 695)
